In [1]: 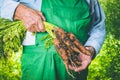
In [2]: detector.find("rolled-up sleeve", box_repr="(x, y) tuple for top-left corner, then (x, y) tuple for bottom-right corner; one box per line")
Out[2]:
(85, 0), (106, 55)
(0, 0), (20, 20)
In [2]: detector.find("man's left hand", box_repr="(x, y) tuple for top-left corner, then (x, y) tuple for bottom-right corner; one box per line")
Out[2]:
(68, 46), (95, 72)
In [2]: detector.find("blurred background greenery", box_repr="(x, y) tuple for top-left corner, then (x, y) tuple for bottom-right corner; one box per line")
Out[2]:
(88, 0), (120, 80)
(0, 0), (120, 80)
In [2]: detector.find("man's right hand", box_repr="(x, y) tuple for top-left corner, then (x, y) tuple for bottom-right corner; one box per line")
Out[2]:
(14, 4), (46, 32)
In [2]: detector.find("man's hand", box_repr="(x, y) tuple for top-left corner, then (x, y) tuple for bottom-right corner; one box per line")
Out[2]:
(69, 46), (95, 72)
(14, 4), (46, 32)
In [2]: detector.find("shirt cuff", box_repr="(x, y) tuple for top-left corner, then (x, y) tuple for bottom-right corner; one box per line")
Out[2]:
(84, 40), (101, 56)
(0, 0), (20, 20)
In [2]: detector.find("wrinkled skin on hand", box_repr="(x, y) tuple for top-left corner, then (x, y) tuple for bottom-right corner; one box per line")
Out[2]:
(69, 46), (95, 72)
(69, 53), (92, 72)
(14, 4), (46, 32)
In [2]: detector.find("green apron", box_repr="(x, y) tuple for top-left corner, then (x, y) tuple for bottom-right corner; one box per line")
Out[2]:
(21, 0), (91, 80)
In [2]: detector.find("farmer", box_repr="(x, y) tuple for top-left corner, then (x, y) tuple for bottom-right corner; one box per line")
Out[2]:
(0, 0), (105, 80)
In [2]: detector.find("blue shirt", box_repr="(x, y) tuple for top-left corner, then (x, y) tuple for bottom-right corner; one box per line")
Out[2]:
(0, 0), (106, 55)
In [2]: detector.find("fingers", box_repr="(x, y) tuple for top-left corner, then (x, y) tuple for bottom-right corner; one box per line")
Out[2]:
(37, 17), (45, 32)
(35, 10), (46, 21)
(68, 53), (92, 72)
(68, 60), (89, 72)
(35, 11), (46, 32)
(68, 65), (75, 70)
(23, 18), (37, 32)
(14, 4), (46, 32)
(31, 12), (45, 32)
(74, 60), (89, 72)
(24, 12), (45, 32)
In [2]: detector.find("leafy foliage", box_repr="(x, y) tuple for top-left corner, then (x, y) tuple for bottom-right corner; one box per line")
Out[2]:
(0, 52), (21, 80)
(88, 34), (120, 80)
(0, 18), (26, 58)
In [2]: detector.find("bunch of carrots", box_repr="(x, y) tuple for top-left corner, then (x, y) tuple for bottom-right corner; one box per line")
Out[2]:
(53, 27), (91, 77)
